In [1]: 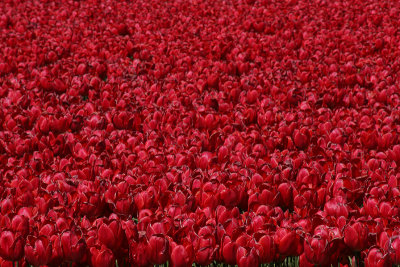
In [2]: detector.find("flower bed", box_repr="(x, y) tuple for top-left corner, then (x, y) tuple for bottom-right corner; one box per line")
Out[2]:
(1, 0), (400, 266)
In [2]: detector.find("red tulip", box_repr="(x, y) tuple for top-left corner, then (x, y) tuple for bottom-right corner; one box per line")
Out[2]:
(48, 234), (63, 266)
(204, 114), (215, 129)
(130, 240), (151, 267)
(148, 234), (169, 265)
(324, 198), (349, 218)
(299, 252), (315, 267)
(390, 236), (400, 264)
(11, 215), (29, 237)
(60, 231), (87, 262)
(198, 152), (213, 170)
(344, 222), (369, 251)
(76, 63), (87, 75)
(293, 128), (309, 149)
(0, 199), (14, 215)
(330, 128), (345, 144)
(221, 236), (237, 265)
(0, 231), (24, 261)
(171, 245), (193, 267)
(90, 245), (116, 267)
(274, 228), (303, 256)
(278, 183), (293, 209)
(98, 219), (126, 251)
(217, 145), (229, 162)
(379, 201), (395, 218)
(236, 246), (259, 267)
(364, 198), (379, 217)
(303, 235), (329, 265)
(365, 248), (389, 267)
(207, 74), (219, 89)
(194, 234), (216, 266)
(258, 234), (276, 263)
(24, 236), (52, 267)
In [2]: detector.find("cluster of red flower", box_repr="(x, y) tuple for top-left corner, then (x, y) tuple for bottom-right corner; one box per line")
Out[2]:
(1, 0), (400, 266)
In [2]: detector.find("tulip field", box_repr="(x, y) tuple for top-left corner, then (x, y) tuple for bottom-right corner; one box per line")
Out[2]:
(2, 0), (400, 266)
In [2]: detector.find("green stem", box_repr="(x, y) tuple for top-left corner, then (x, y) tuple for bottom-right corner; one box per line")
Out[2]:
(357, 251), (362, 267)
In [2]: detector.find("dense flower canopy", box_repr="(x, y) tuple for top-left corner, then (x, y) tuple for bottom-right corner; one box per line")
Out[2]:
(1, 0), (400, 266)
